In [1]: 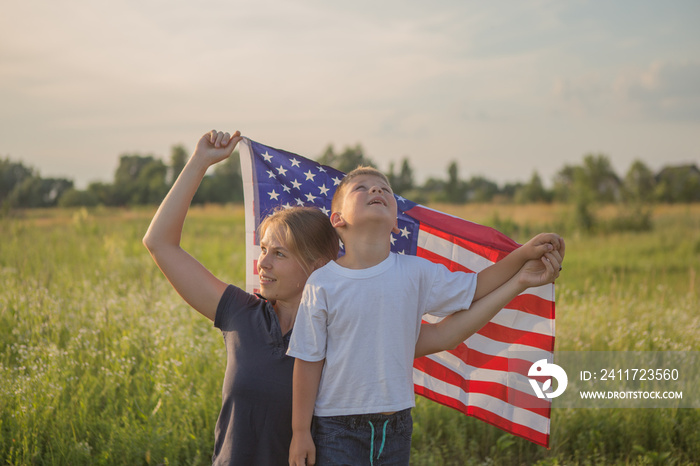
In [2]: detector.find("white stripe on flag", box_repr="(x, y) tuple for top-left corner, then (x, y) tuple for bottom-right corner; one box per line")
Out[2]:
(413, 369), (550, 435)
(462, 333), (550, 359)
(418, 229), (493, 271)
(426, 344), (549, 375)
(239, 138), (261, 293)
(422, 307), (554, 337)
(422, 351), (548, 396)
(419, 229), (555, 301)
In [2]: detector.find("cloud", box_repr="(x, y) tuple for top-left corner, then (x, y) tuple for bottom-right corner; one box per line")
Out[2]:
(552, 61), (700, 121)
(616, 61), (700, 120)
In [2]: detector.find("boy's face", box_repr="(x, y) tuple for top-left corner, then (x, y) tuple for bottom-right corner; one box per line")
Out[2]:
(333, 174), (398, 232)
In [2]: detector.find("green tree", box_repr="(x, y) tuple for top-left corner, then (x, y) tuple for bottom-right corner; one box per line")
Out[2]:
(583, 153), (620, 202)
(317, 144), (376, 173)
(8, 177), (73, 208)
(113, 154), (168, 205)
(169, 145), (188, 186)
(553, 164), (577, 202)
(466, 175), (499, 203)
(445, 161), (464, 203)
(622, 160), (656, 204)
(58, 188), (99, 207)
(553, 154), (620, 204)
(194, 151), (243, 204)
(654, 164), (700, 203)
(501, 181), (523, 202)
(86, 181), (118, 206)
(0, 158), (35, 205)
(387, 158), (414, 196)
(420, 177), (447, 203)
(554, 163), (596, 231)
(515, 171), (550, 203)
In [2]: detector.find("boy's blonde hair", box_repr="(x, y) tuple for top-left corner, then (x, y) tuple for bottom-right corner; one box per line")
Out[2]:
(331, 166), (392, 215)
(258, 206), (339, 273)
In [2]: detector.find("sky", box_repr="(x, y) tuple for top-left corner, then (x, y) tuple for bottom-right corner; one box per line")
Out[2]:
(1, 0), (699, 189)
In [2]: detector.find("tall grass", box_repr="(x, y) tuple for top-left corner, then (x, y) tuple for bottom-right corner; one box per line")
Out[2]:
(411, 203), (700, 465)
(1, 207), (242, 465)
(1, 204), (698, 465)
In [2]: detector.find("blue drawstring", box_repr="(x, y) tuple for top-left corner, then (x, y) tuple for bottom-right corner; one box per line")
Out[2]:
(369, 419), (390, 465)
(378, 419), (389, 458)
(369, 421), (375, 465)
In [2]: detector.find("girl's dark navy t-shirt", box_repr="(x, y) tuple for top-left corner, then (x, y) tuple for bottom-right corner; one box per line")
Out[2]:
(212, 284), (294, 465)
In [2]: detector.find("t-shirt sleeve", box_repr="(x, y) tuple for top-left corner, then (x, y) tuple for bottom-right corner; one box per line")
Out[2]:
(214, 284), (260, 330)
(424, 263), (477, 318)
(286, 280), (328, 362)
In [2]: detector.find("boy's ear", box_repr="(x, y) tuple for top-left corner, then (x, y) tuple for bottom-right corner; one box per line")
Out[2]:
(330, 212), (345, 229)
(392, 217), (400, 235)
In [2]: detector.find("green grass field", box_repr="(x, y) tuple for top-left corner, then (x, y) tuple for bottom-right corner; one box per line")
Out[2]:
(1, 204), (698, 465)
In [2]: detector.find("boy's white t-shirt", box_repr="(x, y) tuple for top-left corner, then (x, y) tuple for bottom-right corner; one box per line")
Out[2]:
(287, 252), (477, 416)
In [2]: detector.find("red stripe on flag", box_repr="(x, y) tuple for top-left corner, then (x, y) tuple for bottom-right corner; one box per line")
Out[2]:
(506, 294), (554, 319)
(407, 205), (520, 256)
(446, 346), (540, 376)
(417, 247), (475, 273)
(417, 248), (555, 320)
(475, 322), (554, 351)
(419, 223), (510, 264)
(414, 357), (550, 416)
(413, 384), (550, 448)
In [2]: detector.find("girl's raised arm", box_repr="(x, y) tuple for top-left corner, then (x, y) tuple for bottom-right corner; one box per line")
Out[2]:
(143, 130), (242, 321)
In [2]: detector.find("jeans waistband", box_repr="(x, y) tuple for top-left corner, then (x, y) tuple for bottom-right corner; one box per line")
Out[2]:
(316, 408), (412, 429)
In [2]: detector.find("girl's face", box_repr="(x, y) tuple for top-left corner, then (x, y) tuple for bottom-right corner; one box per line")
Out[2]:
(257, 224), (310, 303)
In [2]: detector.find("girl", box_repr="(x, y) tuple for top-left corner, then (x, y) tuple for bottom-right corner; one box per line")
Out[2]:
(143, 130), (563, 465)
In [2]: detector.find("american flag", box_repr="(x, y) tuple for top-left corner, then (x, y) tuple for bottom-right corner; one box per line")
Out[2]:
(238, 138), (555, 448)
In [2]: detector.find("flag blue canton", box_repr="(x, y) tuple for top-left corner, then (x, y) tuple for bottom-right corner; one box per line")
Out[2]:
(249, 139), (420, 255)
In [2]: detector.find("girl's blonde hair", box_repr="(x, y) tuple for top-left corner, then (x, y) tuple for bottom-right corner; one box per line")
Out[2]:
(258, 206), (339, 273)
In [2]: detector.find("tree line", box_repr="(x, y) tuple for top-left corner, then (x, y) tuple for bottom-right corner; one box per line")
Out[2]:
(1, 143), (699, 213)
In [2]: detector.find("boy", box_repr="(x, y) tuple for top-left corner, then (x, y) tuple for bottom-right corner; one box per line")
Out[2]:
(288, 167), (563, 465)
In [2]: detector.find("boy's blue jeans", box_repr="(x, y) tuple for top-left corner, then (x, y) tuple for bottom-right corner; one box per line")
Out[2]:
(311, 408), (412, 466)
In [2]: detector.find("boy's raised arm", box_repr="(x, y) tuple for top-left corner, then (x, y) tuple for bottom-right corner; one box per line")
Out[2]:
(416, 251), (561, 358)
(290, 359), (325, 466)
(473, 233), (564, 301)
